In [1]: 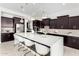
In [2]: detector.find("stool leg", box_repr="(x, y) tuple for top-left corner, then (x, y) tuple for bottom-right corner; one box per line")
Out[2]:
(34, 54), (36, 56)
(18, 46), (24, 51)
(23, 49), (28, 52)
(24, 51), (31, 56)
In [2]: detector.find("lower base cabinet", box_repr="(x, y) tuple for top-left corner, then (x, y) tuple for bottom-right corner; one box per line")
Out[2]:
(1, 33), (14, 42)
(64, 36), (79, 49)
(47, 33), (79, 49)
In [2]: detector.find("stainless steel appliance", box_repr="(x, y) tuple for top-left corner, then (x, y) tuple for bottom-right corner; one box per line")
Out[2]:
(15, 24), (24, 33)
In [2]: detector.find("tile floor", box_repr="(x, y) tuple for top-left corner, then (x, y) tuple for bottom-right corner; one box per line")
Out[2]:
(64, 46), (79, 56)
(0, 41), (34, 56)
(0, 41), (79, 56)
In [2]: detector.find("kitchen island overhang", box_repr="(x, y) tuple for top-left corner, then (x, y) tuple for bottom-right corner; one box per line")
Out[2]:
(14, 32), (64, 56)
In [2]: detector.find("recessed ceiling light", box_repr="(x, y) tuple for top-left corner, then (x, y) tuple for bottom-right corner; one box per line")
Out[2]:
(25, 3), (36, 6)
(25, 3), (29, 5)
(62, 3), (66, 6)
(20, 5), (25, 11)
(32, 3), (36, 5)
(68, 10), (71, 12)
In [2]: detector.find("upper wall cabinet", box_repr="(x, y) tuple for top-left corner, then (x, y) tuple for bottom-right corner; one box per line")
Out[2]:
(69, 16), (79, 29)
(49, 19), (57, 29)
(42, 18), (51, 26)
(57, 15), (69, 29)
(39, 15), (79, 29)
(33, 20), (41, 31)
(1, 16), (13, 28)
(33, 20), (40, 27)
(13, 17), (24, 24)
(40, 21), (44, 28)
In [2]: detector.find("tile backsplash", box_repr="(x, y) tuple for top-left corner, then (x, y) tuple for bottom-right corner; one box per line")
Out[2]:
(40, 28), (79, 35)
(1, 28), (14, 33)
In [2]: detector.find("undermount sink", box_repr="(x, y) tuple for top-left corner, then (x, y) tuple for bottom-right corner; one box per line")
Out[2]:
(66, 32), (72, 34)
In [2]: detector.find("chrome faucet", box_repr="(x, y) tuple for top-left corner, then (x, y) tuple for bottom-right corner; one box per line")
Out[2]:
(67, 32), (72, 34)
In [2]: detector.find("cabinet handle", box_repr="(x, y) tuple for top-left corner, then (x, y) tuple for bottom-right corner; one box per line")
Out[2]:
(8, 34), (10, 37)
(73, 25), (76, 29)
(73, 40), (76, 42)
(61, 26), (63, 28)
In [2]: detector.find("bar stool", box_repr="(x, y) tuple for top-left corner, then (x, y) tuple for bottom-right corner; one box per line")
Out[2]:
(35, 43), (50, 56)
(24, 39), (36, 56)
(14, 35), (36, 56)
(14, 35), (26, 51)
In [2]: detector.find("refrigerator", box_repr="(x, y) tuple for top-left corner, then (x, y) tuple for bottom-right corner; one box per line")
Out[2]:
(15, 24), (24, 33)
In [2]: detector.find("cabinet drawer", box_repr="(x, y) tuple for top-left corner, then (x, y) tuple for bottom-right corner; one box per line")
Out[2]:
(64, 36), (79, 49)
(1, 33), (14, 42)
(49, 19), (57, 29)
(69, 16), (79, 29)
(57, 15), (69, 29)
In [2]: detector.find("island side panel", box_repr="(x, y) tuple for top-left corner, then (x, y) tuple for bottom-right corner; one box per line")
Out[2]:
(50, 38), (64, 56)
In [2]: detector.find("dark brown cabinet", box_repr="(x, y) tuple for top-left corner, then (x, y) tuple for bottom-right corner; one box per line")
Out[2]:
(13, 17), (22, 24)
(64, 36), (79, 49)
(33, 20), (40, 27)
(1, 17), (14, 42)
(57, 15), (69, 29)
(69, 16), (79, 29)
(33, 20), (40, 31)
(49, 19), (57, 29)
(42, 18), (51, 26)
(49, 15), (69, 29)
(1, 16), (13, 28)
(40, 21), (44, 28)
(1, 33), (14, 42)
(47, 32), (79, 49)
(40, 15), (79, 29)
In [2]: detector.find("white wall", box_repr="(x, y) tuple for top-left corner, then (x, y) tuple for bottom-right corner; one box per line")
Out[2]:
(0, 10), (1, 44)
(48, 8), (79, 19)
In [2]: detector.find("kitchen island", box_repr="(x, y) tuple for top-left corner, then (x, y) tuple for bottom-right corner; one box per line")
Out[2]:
(14, 32), (64, 56)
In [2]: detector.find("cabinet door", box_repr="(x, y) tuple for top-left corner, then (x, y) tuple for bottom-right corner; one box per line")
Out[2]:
(33, 20), (40, 27)
(57, 15), (69, 29)
(1, 33), (6, 42)
(40, 21), (44, 28)
(49, 19), (57, 29)
(33, 20), (40, 31)
(9, 33), (14, 40)
(13, 17), (21, 24)
(64, 36), (79, 49)
(1, 33), (9, 42)
(1, 33), (14, 42)
(49, 19), (54, 29)
(1, 17), (13, 28)
(33, 20), (36, 26)
(42, 18), (50, 26)
(69, 16), (79, 29)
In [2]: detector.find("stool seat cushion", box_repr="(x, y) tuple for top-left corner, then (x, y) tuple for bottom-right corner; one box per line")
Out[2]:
(24, 39), (34, 46)
(35, 43), (49, 55)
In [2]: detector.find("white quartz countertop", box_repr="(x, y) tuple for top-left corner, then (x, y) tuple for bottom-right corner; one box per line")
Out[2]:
(39, 29), (79, 37)
(51, 32), (79, 37)
(15, 32), (63, 46)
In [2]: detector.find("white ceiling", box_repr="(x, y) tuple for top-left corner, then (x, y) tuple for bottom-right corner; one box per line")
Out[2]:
(0, 3), (79, 19)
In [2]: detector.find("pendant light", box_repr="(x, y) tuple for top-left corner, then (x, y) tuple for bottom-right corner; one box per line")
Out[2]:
(42, 10), (48, 19)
